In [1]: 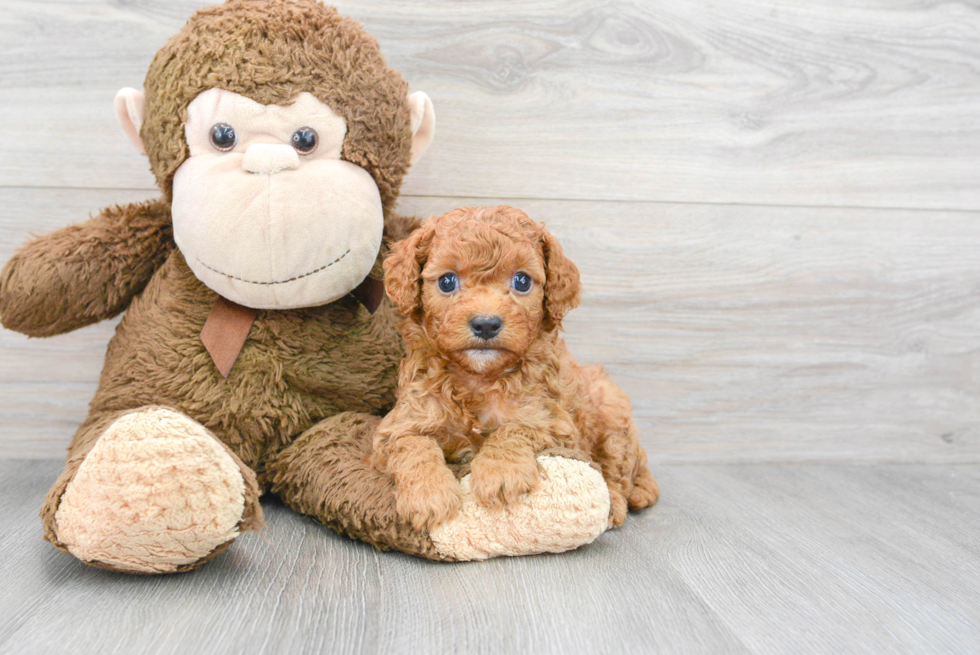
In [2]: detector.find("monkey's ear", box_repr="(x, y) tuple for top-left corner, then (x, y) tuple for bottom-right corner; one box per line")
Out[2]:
(542, 227), (582, 330)
(114, 87), (146, 155)
(384, 222), (435, 318)
(408, 91), (435, 165)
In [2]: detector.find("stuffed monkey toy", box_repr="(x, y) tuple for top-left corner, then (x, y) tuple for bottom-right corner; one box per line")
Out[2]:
(0, 0), (612, 573)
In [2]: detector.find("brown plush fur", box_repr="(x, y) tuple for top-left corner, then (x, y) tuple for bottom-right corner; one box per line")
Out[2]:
(0, 199), (174, 337)
(0, 0), (446, 571)
(373, 207), (659, 531)
(142, 0), (412, 211)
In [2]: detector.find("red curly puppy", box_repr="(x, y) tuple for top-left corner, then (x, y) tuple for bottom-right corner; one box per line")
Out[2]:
(373, 206), (659, 531)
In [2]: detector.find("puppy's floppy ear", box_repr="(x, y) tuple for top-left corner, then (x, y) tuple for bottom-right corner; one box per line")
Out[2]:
(541, 226), (581, 329)
(384, 221), (435, 318)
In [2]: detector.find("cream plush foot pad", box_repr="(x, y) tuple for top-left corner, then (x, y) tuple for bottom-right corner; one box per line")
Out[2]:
(55, 407), (247, 573)
(429, 455), (611, 561)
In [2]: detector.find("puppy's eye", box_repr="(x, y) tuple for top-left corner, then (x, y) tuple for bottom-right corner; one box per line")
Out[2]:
(512, 272), (532, 294)
(291, 127), (318, 154)
(209, 123), (237, 152)
(437, 273), (459, 294)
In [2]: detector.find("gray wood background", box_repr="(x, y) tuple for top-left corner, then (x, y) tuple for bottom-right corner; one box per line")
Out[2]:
(1, 2), (979, 654)
(2, 0), (978, 463)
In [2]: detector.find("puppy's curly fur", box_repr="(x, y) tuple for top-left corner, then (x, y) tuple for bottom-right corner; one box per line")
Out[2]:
(374, 206), (659, 531)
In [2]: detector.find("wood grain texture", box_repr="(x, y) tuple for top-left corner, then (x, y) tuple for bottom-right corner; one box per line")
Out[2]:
(2, 1), (980, 209)
(2, 188), (978, 462)
(2, 2), (978, 652)
(654, 464), (980, 654)
(1, 460), (978, 654)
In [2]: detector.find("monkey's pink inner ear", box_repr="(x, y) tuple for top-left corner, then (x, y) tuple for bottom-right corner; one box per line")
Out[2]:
(408, 91), (435, 166)
(114, 87), (146, 155)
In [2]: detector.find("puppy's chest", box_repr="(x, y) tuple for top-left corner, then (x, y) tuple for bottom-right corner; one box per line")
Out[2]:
(446, 396), (512, 451)
(463, 395), (542, 438)
(471, 399), (511, 434)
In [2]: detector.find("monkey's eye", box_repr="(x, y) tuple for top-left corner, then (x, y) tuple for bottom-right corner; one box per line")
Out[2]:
(437, 273), (459, 294)
(208, 123), (237, 152)
(291, 127), (318, 154)
(512, 272), (532, 293)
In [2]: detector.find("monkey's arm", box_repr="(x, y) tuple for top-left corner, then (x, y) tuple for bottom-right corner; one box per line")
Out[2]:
(0, 198), (174, 337)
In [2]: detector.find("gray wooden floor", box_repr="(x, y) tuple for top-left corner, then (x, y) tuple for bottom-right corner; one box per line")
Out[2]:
(2, 460), (979, 655)
(2, 0), (980, 653)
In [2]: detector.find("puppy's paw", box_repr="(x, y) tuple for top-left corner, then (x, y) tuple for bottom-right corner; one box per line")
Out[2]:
(470, 451), (540, 509)
(608, 490), (629, 528)
(628, 470), (660, 510)
(395, 466), (463, 531)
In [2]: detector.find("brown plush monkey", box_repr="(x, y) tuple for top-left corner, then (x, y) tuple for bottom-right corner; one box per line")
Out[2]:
(0, 0), (611, 574)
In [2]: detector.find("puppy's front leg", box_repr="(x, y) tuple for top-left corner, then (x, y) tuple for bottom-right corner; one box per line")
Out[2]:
(471, 425), (559, 509)
(382, 434), (463, 531)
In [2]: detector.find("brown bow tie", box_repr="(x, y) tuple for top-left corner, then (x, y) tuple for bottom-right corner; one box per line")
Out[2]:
(200, 276), (385, 378)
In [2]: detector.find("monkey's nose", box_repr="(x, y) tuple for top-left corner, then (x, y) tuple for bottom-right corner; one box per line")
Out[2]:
(242, 144), (300, 174)
(469, 316), (503, 340)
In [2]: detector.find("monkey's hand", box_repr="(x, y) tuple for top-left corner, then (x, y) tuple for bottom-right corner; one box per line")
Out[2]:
(0, 198), (173, 337)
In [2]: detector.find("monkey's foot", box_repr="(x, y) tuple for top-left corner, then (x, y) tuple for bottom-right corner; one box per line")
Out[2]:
(429, 455), (610, 561)
(54, 407), (249, 574)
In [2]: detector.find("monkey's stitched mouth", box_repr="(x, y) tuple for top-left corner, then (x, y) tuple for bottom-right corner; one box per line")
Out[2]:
(196, 249), (350, 286)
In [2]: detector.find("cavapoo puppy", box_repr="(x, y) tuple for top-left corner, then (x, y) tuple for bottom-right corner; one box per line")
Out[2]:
(373, 206), (658, 531)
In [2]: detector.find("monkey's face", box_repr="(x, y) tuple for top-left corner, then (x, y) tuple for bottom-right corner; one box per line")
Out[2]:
(171, 88), (384, 309)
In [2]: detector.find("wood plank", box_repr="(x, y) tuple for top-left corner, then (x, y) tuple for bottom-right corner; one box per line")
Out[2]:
(2, 460), (978, 654)
(653, 464), (980, 653)
(371, 527), (746, 655)
(2, 188), (978, 462)
(2, 1), (980, 210)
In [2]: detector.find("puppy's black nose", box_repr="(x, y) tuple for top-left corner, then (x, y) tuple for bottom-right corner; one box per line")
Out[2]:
(469, 315), (503, 340)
